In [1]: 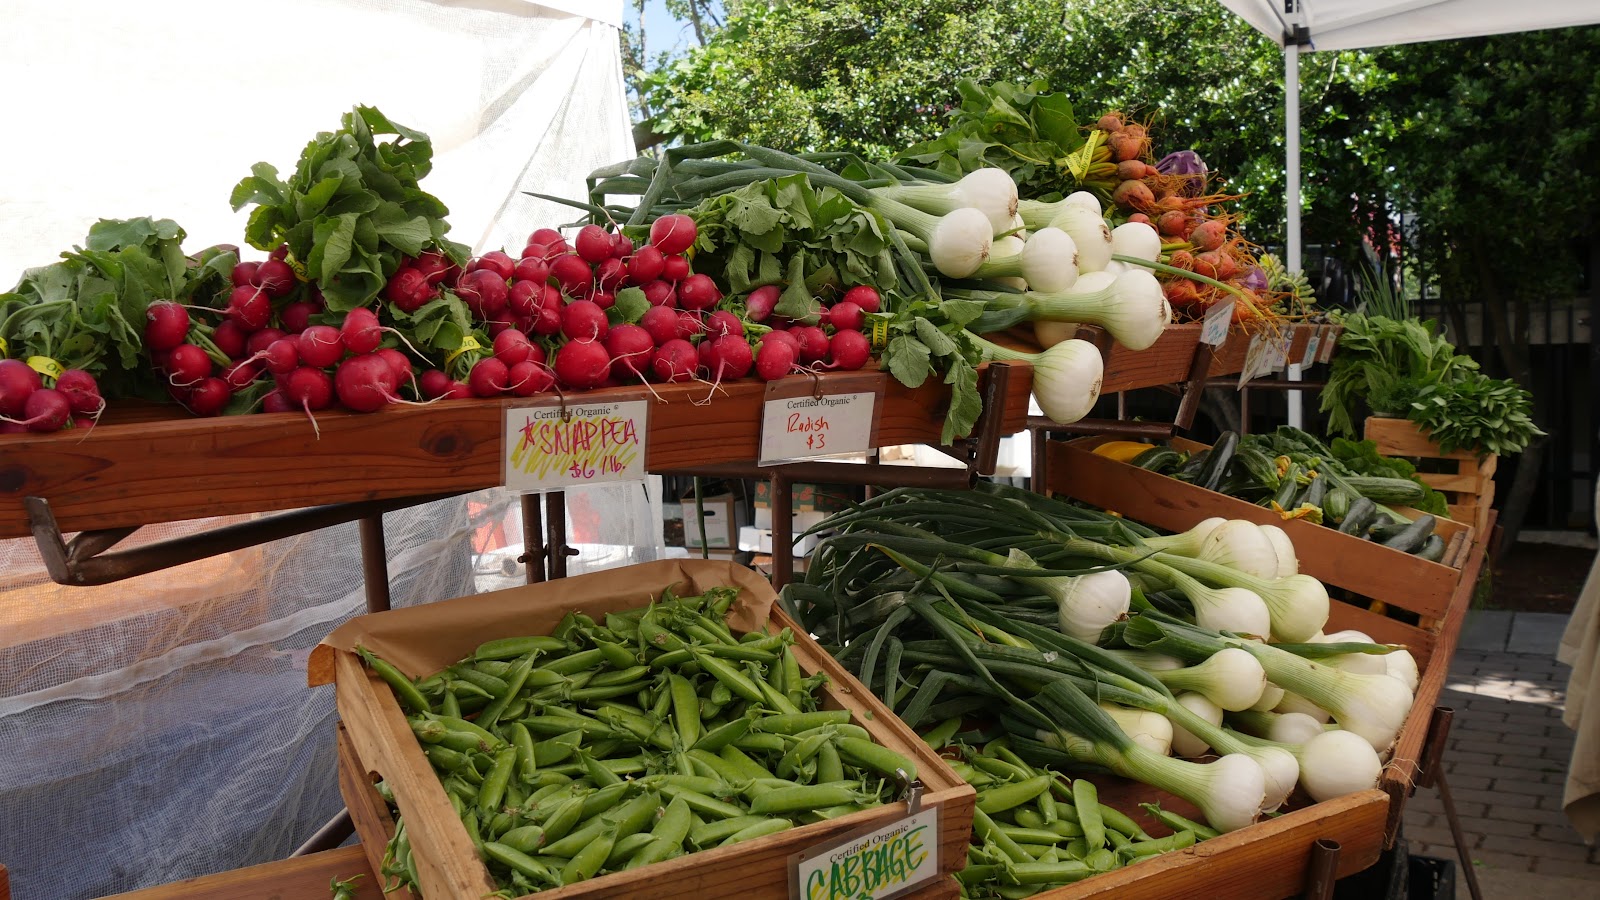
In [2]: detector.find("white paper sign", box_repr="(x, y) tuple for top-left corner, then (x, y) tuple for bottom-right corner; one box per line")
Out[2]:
(1270, 329), (1293, 372)
(1238, 334), (1275, 389)
(793, 805), (941, 900)
(1318, 325), (1339, 363)
(503, 399), (648, 491)
(1300, 330), (1322, 368)
(1200, 299), (1234, 346)
(760, 391), (876, 465)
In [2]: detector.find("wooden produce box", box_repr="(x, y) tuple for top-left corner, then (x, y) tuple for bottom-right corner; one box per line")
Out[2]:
(1046, 436), (1492, 847)
(309, 558), (974, 900)
(1365, 416), (1496, 533)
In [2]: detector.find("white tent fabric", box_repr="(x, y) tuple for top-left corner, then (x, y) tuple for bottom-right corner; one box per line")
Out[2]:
(1220, 0), (1600, 51)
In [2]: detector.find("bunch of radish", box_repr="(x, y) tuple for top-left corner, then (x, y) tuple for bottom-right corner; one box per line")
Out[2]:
(0, 360), (102, 434)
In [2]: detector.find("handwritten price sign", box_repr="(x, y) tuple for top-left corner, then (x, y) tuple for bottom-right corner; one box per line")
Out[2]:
(760, 391), (876, 465)
(503, 400), (648, 491)
(793, 806), (940, 900)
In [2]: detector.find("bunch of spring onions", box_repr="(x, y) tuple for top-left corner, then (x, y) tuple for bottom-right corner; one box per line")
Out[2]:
(781, 485), (1419, 840)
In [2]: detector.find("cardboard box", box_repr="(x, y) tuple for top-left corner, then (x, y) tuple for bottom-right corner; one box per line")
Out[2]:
(738, 525), (821, 557)
(751, 506), (830, 532)
(663, 492), (747, 549)
(753, 480), (852, 514)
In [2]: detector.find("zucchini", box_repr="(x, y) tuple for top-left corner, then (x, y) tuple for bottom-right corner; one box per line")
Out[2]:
(1300, 475), (1328, 511)
(1197, 432), (1239, 492)
(1337, 497), (1377, 535)
(1367, 521), (1412, 542)
(1324, 488), (1353, 523)
(1271, 464), (1303, 508)
(1380, 515), (1436, 553)
(1416, 533), (1447, 562)
(1131, 447), (1185, 475)
(1343, 476), (1426, 507)
(1232, 445), (1281, 492)
(1174, 450), (1211, 482)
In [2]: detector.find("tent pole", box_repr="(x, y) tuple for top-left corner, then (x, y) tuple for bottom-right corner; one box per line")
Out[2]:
(1285, 41), (1305, 428)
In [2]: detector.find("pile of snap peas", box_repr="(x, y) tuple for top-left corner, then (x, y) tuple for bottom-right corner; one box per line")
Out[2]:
(357, 586), (921, 897)
(927, 724), (1214, 899)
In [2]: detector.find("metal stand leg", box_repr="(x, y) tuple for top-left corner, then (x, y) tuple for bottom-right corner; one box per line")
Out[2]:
(521, 493), (546, 583)
(290, 809), (354, 857)
(1303, 838), (1341, 900)
(770, 475), (794, 589)
(1436, 770), (1486, 900)
(545, 492), (575, 579)
(357, 515), (391, 613)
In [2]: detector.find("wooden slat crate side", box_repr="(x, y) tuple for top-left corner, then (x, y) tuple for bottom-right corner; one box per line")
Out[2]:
(1033, 790), (1388, 900)
(97, 847), (388, 900)
(1095, 323), (1323, 394)
(336, 726), (417, 900)
(1363, 417), (1478, 461)
(1044, 437), (1461, 620)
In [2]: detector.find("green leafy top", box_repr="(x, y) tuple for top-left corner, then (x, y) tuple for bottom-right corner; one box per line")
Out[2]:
(1407, 372), (1544, 458)
(229, 106), (468, 312)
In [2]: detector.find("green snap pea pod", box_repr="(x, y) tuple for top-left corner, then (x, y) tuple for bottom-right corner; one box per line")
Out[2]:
(599, 756), (647, 776)
(781, 646), (805, 710)
(605, 613), (641, 641)
(639, 614), (685, 652)
(752, 665), (802, 714)
(967, 754), (1032, 782)
(590, 664), (651, 687)
(805, 803), (867, 821)
(749, 783), (860, 815)
(430, 728), (496, 755)
(668, 674), (702, 748)
(424, 745), (473, 773)
(478, 653), (537, 729)
(415, 673), (447, 694)
(409, 717), (447, 744)
(483, 840), (555, 884)
(560, 828), (615, 884)
(538, 796), (587, 843)
(956, 864), (1003, 888)
(1107, 829), (1132, 851)
(539, 647), (605, 675)
(593, 639), (637, 668)
(682, 622), (737, 649)
(498, 824), (545, 854)
(525, 783), (568, 809)
(920, 717), (963, 750)
(509, 723), (538, 783)
(648, 774), (727, 796)
(479, 747), (519, 816)
(973, 807), (1030, 864)
(718, 745), (776, 782)
(777, 730), (831, 779)
(1000, 826), (1076, 845)
(487, 811), (515, 838)
(531, 731), (583, 767)
(1004, 860), (1094, 885)
(706, 680), (733, 706)
(475, 635), (566, 661)
(752, 710), (852, 734)
(521, 713), (614, 739)
(569, 681), (651, 701)
(647, 648), (695, 669)
(471, 659), (514, 678)
(1096, 802), (1151, 842)
(689, 815), (772, 847)
(720, 818), (793, 846)
(594, 706), (675, 750)
(657, 784), (746, 819)
(767, 645), (788, 695)
(977, 775), (1052, 814)
(605, 832), (658, 867)
(684, 752), (727, 782)
(1063, 838), (1087, 859)
(1047, 819), (1084, 838)
(433, 715), (502, 749)
(698, 642), (779, 664)
(357, 647), (431, 715)
(1123, 830), (1196, 858)
(1012, 808), (1046, 830)
(461, 808), (486, 859)
(1073, 780), (1104, 851)
(577, 782), (633, 820)
(609, 789), (666, 839)
(1085, 847), (1117, 871)
(836, 736), (918, 782)
(815, 740), (844, 785)
(692, 650), (766, 703)
(501, 698), (529, 721)
(440, 689), (462, 719)
(650, 795), (694, 846)
(580, 751), (623, 788)
(625, 837), (680, 869)
(541, 814), (612, 859)
(1139, 803), (1219, 841)
(733, 732), (788, 754)
(451, 667), (510, 697)
(649, 681), (674, 720)
(686, 748), (747, 784)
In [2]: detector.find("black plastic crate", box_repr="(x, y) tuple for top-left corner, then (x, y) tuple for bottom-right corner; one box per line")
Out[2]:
(1407, 855), (1458, 900)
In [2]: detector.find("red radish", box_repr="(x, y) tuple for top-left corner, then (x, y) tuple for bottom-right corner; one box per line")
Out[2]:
(677, 273), (722, 311)
(283, 367), (335, 415)
(211, 320), (248, 358)
(696, 338), (715, 375)
(539, 284), (564, 311)
(231, 261), (261, 289)
(296, 325), (345, 369)
(377, 348), (413, 387)
(270, 244), (290, 262)
(676, 311), (706, 341)
(457, 269), (510, 320)
(334, 354), (404, 412)
(414, 251), (457, 287)
(54, 369), (102, 415)
(486, 321), (511, 340)
(223, 360), (263, 390)
(254, 259), (296, 298)
(439, 381), (470, 399)
(531, 303), (563, 337)
(842, 285), (881, 313)
(5, 388), (70, 432)
(826, 301), (865, 333)
(262, 391), (293, 414)
(263, 339), (299, 376)
(493, 328), (535, 367)
(166, 344), (214, 386)
(605, 324), (654, 381)
(754, 335), (799, 381)
(246, 328), (287, 358)
(827, 330), (871, 371)
(508, 280), (542, 317)
(651, 339), (697, 383)
(384, 267), (433, 312)
(227, 285), (271, 331)
(745, 285), (780, 322)
(707, 335), (754, 380)
(791, 326), (829, 364)
(648, 215), (697, 255)
(759, 329), (799, 352)
(596, 257), (627, 291)
(549, 254), (594, 297)
(418, 369), (453, 399)
(187, 378), (232, 417)
(642, 280), (676, 308)
(469, 251), (516, 281)
(0, 360), (42, 417)
(280, 300), (320, 334)
(640, 306), (680, 345)
(467, 357), (510, 397)
(340, 308), (384, 355)
(611, 232), (634, 259)
(553, 339), (612, 389)
(507, 360), (554, 397)
(575, 225), (614, 264)
(627, 245), (665, 284)
(528, 228), (564, 248)
(706, 310), (745, 340)
(0, 422), (26, 435)
(1190, 219), (1227, 252)
(561, 301), (610, 342)
(661, 254), (690, 283)
(144, 301), (190, 351)
(590, 291), (615, 311)
(513, 256), (550, 284)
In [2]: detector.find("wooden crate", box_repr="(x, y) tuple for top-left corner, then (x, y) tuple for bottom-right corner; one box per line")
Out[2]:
(315, 559), (974, 900)
(1364, 417), (1497, 532)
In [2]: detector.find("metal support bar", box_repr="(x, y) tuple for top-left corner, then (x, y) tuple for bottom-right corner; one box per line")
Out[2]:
(357, 515), (392, 613)
(657, 461), (975, 491)
(290, 809), (353, 857)
(23, 493), (460, 588)
(1416, 707), (1455, 790)
(1027, 417), (1175, 440)
(545, 492), (576, 580)
(1437, 769), (1486, 900)
(1303, 838), (1341, 900)
(1204, 378), (1329, 391)
(770, 474), (794, 589)
(520, 493), (546, 583)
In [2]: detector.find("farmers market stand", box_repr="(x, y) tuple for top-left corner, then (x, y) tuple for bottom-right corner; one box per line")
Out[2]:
(0, 322), (1488, 899)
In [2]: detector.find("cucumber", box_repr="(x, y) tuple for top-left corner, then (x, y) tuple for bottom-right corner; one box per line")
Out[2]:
(1416, 533), (1447, 562)
(1131, 447), (1185, 475)
(1343, 476), (1426, 506)
(1324, 488), (1352, 523)
(1197, 432), (1240, 492)
(1381, 515), (1436, 553)
(1338, 498), (1378, 535)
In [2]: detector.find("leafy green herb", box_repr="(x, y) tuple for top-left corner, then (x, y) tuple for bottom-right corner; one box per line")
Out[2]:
(1407, 371), (1544, 458)
(878, 297), (987, 442)
(230, 106), (467, 312)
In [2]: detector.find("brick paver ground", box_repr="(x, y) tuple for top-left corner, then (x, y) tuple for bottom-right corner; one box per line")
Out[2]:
(1401, 612), (1600, 896)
